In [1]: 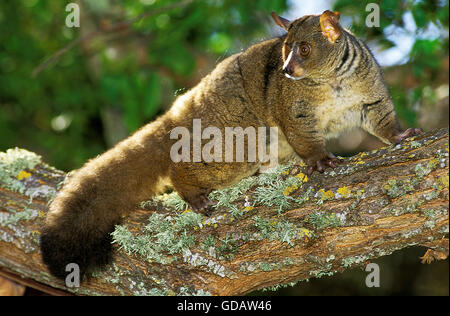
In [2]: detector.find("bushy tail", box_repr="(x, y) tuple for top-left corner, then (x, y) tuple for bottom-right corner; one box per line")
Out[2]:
(40, 218), (115, 280)
(40, 169), (124, 280)
(40, 123), (170, 280)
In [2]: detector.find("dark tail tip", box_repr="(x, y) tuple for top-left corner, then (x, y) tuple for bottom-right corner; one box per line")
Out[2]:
(40, 226), (113, 281)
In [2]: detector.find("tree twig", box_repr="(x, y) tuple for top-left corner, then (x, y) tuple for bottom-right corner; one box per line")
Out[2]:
(32, 0), (194, 77)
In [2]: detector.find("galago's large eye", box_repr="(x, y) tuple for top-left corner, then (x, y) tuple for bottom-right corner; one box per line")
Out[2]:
(299, 42), (311, 57)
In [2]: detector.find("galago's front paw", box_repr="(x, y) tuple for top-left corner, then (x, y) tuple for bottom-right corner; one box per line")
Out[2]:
(391, 128), (424, 144)
(185, 193), (215, 215)
(306, 152), (342, 175)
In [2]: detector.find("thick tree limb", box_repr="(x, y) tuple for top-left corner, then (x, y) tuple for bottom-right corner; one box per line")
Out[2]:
(0, 128), (448, 295)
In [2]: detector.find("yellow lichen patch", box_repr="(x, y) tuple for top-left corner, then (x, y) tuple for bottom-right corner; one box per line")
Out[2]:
(244, 206), (254, 211)
(337, 186), (351, 198)
(317, 189), (335, 200)
(383, 181), (395, 192)
(438, 175), (449, 189)
(427, 158), (439, 170)
(295, 172), (308, 182)
(323, 190), (335, 199)
(16, 170), (31, 180)
(317, 189), (335, 201)
(299, 228), (312, 238)
(167, 290), (177, 296)
(283, 184), (299, 196)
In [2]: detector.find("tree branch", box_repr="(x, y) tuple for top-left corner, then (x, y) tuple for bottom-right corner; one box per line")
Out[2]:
(0, 128), (448, 295)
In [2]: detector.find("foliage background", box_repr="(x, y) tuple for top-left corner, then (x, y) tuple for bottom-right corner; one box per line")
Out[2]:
(0, 0), (448, 295)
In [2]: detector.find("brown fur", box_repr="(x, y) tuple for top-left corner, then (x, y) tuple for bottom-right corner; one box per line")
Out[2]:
(40, 11), (422, 279)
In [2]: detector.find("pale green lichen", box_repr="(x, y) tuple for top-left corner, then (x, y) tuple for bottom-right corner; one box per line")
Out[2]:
(421, 209), (436, 218)
(253, 180), (294, 214)
(240, 257), (295, 274)
(383, 177), (424, 199)
(0, 148), (57, 202)
(111, 211), (201, 265)
(253, 173), (311, 215)
(0, 207), (40, 253)
(253, 216), (310, 246)
(414, 158), (441, 179)
(259, 262), (276, 272)
(0, 148), (42, 173)
(177, 287), (212, 296)
(200, 235), (216, 252)
(409, 141), (421, 148)
(309, 266), (335, 279)
(143, 192), (189, 211)
(146, 163), (302, 217)
(258, 258), (293, 272)
(0, 148), (42, 194)
(210, 176), (258, 213)
(326, 254), (335, 262)
(143, 162), (310, 221)
(182, 248), (233, 277)
(388, 198), (424, 216)
(305, 211), (342, 230)
(341, 255), (370, 268)
(261, 280), (302, 292)
(215, 233), (240, 261)
(113, 274), (211, 296)
(383, 179), (400, 198)
(210, 163), (298, 215)
(0, 207), (38, 227)
(111, 210), (235, 278)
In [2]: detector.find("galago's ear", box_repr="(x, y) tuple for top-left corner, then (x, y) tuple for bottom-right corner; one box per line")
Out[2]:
(271, 12), (291, 30)
(320, 10), (341, 43)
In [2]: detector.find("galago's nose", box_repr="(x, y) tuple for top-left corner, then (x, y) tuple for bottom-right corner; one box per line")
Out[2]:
(282, 50), (294, 75)
(283, 64), (293, 75)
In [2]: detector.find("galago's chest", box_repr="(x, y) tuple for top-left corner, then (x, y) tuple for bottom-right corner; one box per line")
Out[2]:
(314, 84), (365, 139)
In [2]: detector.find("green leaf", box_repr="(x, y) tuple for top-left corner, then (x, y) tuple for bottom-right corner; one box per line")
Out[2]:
(160, 44), (195, 76)
(208, 32), (232, 54)
(143, 72), (161, 119)
(412, 6), (428, 28)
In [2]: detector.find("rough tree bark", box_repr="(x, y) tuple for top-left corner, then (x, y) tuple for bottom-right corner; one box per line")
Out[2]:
(0, 128), (448, 296)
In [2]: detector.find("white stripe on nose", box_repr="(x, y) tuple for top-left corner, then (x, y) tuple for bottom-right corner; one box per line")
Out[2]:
(282, 50), (294, 72)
